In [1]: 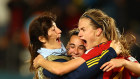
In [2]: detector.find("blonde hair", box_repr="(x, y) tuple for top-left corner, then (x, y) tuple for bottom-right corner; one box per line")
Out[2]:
(80, 9), (136, 57)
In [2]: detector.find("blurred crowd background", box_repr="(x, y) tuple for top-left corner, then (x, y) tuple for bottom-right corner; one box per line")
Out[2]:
(0, 0), (140, 79)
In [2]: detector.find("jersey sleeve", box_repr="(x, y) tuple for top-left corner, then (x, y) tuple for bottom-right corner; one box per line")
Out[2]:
(63, 47), (117, 79)
(43, 69), (63, 79)
(81, 41), (112, 61)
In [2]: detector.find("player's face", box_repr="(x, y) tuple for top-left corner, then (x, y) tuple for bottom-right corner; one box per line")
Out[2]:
(78, 18), (98, 50)
(47, 21), (62, 48)
(67, 35), (86, 58)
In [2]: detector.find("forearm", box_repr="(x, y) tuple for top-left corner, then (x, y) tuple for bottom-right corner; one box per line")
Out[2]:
(39, 57), (85, 75)
(124, 60), (140, 76)
(64, 48), (118, 79)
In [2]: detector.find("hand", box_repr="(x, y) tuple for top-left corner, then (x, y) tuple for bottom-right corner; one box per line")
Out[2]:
(71, 56), (80, 59)
(110, 40), (122, 55)
(100, 59), (126, 72)
(33, 55), (44, 69)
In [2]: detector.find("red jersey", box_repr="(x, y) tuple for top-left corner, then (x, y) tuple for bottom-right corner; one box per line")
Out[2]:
(103, 56), (139, 79)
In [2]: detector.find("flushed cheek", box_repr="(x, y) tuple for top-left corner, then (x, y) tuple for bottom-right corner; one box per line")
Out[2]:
(79, 52), (84, 56)
(68, 49), (74, 54)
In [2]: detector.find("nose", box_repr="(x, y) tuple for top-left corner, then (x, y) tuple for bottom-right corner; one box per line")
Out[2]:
(73, 48), (79, 55)
(56, 27), (62, 34)
(78, 31), (82, 38)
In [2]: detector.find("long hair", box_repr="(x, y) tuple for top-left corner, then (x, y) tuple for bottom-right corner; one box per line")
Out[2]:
(80, 9), (136, 57)
(28, 11), (56, 73)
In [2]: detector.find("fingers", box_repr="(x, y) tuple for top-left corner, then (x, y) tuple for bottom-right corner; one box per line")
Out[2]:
(112, 40), (116, 43)
(117, 41), (121, 48)
(33, 55), (43, 69)
(110, 40), (123, 55)
(100, 60), (115, 72)
(111, 40), (120, 46)
(102, 63), (113, 72)
(33, 59), (38, 69)
(116, 41), (122, 55)
(106, 66), (114, 72)
(100, 59), (125, 72)
(33, 62), (37, 69)
(110, 40), (116, 48)
(100, 62), (109, 69)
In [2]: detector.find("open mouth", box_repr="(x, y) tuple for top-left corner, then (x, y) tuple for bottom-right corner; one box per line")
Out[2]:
(83, 40), (87, 43)
(56, 37), (61, 43)
(82, 39), (87, 47)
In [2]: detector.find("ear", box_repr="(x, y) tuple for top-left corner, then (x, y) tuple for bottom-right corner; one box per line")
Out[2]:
(96, 28), (103, 36)
(38, 36), (46, 43)
(66, 42), (70, 50)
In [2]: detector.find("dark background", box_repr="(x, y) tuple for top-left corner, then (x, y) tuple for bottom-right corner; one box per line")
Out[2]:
(0, 0), (140, 79)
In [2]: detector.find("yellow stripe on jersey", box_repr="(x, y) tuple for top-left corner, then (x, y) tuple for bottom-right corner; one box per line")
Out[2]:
(86, 57), (100, 63)
(100, 50), (109, 58)
(87, 58), (100, 66)
(86, 49), (109, 68)
(88, 62), (99, 68)
(86, 50), (108, 63)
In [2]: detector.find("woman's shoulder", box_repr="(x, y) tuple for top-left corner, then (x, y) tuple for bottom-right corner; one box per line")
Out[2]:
(47, 55), (71, 61)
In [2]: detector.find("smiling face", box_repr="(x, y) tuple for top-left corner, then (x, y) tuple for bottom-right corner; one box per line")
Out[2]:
(78, 18), (98, 50)
(67, 35), (86, 58)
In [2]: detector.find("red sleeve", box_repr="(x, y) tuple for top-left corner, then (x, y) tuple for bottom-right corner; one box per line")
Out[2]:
(81, 41), (112, 61)
(81, 47), (102, 60)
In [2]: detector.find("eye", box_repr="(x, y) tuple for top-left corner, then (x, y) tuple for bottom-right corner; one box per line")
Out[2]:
(83, 28), (86, 32)
(81, 28), (85, 32)
(69, 45), (75, 49)
(51, 26), (55, 31)
(78, 45), (85, 50)
(52, 28), (55, 31)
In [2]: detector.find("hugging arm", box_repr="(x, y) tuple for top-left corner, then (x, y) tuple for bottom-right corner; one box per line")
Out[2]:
(34, 41), (121, 76)
(63, 47), (117, 79)
(40, 47), (117, 79)
(34, 56), (85, 75)
(123, 59), (140, 76)
(41, 47), (118, 79)
(100, 57), (140, 76)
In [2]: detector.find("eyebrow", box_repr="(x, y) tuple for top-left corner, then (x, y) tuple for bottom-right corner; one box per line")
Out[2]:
(79, 27), (85, 30)
(81, 27), (85, 29)
(69, 43), (75, 46)
(52, 26), (55, 29)
(78, 45), (85, 47)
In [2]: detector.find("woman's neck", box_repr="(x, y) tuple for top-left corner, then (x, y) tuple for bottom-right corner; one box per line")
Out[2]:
(43, 40), (61, 49)
(96, 36), (108, 46)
